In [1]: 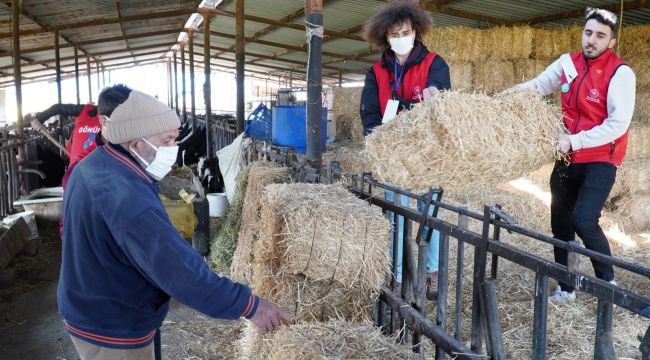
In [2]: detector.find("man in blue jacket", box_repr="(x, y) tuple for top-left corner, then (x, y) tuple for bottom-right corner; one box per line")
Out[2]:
(58, 88), (291, 359)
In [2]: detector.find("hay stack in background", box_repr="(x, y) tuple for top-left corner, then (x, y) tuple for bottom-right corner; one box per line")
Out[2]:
(240, 320), (416, 360)
(626, 125), (650, 160)
(423, 27), (485, 62)
(332, 87), (364, 144)
(619, 25), (650, 59)
(532, 27), (556, 59)
(474, 61), (515, 93)
(633, 91), (650, 125)
(251, 183), (389, 322)
(609, 159), (650, 202)
(322, 142), (368, 174)
(627, 59), (650, 90)
(230, 162), (291, 284)
(449, 61), (474, 90)
(487, 26), (534, 60)
(365, 90), (560, 194)
(513, 59), (552, 84)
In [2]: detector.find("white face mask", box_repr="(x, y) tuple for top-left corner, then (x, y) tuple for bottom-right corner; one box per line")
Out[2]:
(388, 35), (415, 56)
(130, 138), (179, 180)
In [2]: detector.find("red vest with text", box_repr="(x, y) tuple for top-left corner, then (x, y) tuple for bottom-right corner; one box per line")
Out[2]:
(68, 104), (101, 167)
(373, 52), (437, 116)
(561, 49), (628, 166)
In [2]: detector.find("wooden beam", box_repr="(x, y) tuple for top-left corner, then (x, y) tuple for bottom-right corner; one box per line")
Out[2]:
(0, 8), (194, 39)
(115, 0), (134, 59)
(209, 30), (376, 63)
(214, 5), (305, 58)
(0, 28), (180, 56)
(0, 42), (175, 72)
(378, 0), (516, 26)
(525, 0), (650, 25)
(214, 9), (365, 41)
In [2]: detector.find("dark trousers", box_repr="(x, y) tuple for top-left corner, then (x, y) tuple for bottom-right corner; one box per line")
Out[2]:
(550, 161), (617, 292)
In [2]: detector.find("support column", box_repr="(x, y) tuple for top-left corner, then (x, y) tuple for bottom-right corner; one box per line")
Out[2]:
(86, 55), (92, 102)
(305, 0), (323, 167)
(180, 44), (187, 123)
(202, 12), (216, 193)
(173, 51), (179, 113)
(188, 30), (196, 131)
(74, 47), (80, 105)
(167, 61), (173, 108)
(95, 59), (100, 93)
(235, 0), (245, 134)
(54, 30), (62, 105)
(338, 70), (343, 88)
(12, 0), (25, 195)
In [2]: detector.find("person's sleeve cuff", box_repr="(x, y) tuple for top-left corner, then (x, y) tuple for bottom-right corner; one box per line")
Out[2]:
(241, 294), (259, 319)
(569, 134), (582, 151)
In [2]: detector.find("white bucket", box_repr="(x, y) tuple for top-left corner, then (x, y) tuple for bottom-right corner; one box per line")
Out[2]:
(206, 193), (229, 217)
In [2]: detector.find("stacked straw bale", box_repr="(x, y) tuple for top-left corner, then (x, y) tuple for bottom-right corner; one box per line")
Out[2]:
(365, 90), (561, 194)
(448, 61), (474, 90)
(230, 162), (291, 284)
(239, 320), (415, 360)
(609, 159), (650, 201)
(627, 59), (650, 90)
(473, 60), (515, 93)
(633, 91), (650, 125)
(619, 25), (650, 59)
(250, 183), (390, 322)
(626, 125), (650, 160)
(322, 142), (368, 174)
(331, 87), (364, 144)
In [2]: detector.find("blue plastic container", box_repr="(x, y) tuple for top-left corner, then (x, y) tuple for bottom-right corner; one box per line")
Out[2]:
(272, 106), (327, 154)
(245, 103), (272, 140)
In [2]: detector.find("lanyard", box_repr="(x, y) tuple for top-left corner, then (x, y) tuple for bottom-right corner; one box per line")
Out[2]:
(393, 61), (406, 95)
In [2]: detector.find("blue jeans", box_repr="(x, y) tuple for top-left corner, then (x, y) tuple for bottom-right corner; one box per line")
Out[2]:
(385, 190), (440, 283)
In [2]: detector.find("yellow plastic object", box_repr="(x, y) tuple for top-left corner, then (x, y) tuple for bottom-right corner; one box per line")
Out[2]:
(160, 195), (197, 239)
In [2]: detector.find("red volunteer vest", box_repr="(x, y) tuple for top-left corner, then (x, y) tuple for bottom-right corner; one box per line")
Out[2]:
(373, 52), (437, 116)
(561, 49), (628, 166)
(69, 104), (101, 167)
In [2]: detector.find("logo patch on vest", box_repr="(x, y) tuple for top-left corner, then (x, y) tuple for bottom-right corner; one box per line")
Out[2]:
(586, 89), (600, 103)
(561, 83), (570, 93)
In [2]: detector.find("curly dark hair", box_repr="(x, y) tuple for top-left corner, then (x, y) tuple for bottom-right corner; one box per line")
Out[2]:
(364, 0), (432, 49)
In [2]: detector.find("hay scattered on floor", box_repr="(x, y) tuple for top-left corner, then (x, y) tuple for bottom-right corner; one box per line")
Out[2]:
(626, 125), (650, 160)
(230, 162), (291, 284)
(209, 165), (251, 274)
(332, 87), (364, 144)
(322, 142), (368, 174)
(251, 183), (390, 322)
(365, 90), (561, 193)
(240, 320), (416, 360)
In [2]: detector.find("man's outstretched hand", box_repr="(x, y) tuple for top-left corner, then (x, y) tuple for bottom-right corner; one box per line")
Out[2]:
(249, 298), (293, 335)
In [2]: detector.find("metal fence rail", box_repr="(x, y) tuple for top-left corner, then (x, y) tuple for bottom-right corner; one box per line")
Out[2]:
(251, 142), (650, 359)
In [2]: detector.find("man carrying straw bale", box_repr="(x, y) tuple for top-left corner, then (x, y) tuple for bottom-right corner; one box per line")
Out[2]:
(58, 88), (292, 360)
(516, 8), (636, 301)
(360, 0), (451, 300)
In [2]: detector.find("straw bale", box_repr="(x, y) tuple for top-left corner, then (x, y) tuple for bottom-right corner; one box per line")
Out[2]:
(511, 26), (535, 59)
(422, 27), (485, 62)
(448, 61), (473, 90)
(626, 58), (650, 90)
(322, 142), (368, 174)
(241, 320), (416, 360)
(332, 87), (364, 144)
(421, 26), (457, 61)
(513, 59), (552, 84)
(251, 183), (389, 322)
(626, 125), (650, 160)
(487, 26), (514, 61)
(230, 162), (291, 284)
(473, 60), (516, 93)
(633, 91), (650, 125)
(618, 24), (650, 59)
(609, 159), (650, 203)
(365, 90), (561, 193)
(553, 26), (582, 57)
(533, 27), (556, 59)
(611, 192), (650, 233)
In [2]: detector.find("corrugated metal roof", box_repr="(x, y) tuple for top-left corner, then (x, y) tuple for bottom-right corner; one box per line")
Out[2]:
(0, 0), (648, 88)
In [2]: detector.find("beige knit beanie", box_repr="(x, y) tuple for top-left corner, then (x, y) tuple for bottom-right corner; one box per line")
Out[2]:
(103, 90), (181, 144)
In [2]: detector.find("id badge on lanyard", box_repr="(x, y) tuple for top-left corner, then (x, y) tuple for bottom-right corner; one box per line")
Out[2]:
(383, 61), (405, 124)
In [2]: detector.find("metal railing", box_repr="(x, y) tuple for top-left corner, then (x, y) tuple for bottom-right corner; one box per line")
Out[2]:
(251, 142), (650, 360)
